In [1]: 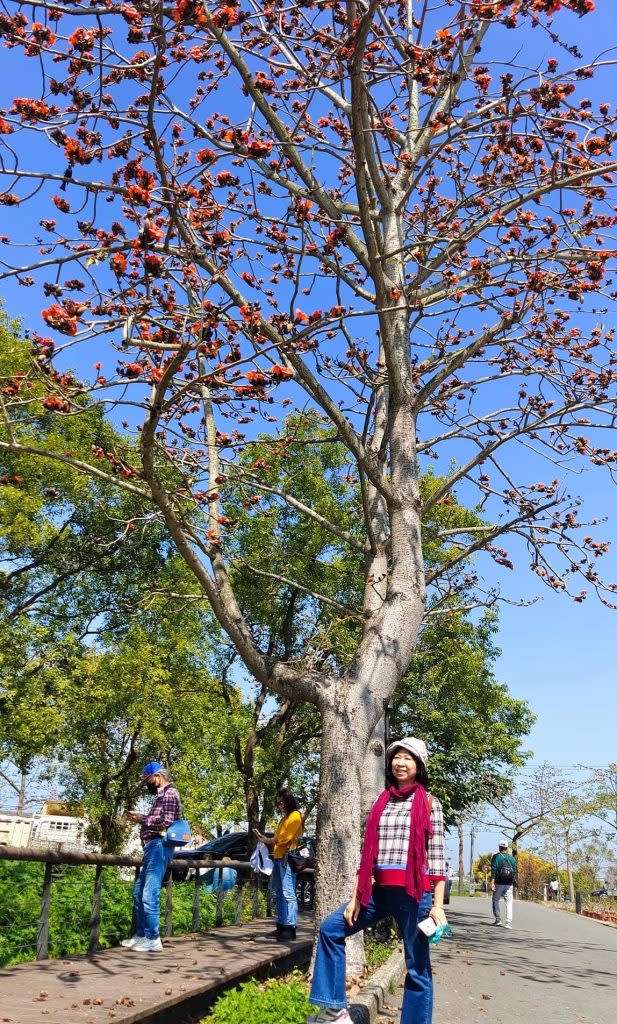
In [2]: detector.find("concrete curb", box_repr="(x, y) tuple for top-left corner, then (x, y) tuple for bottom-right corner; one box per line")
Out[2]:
(349, 948), (405, 1024)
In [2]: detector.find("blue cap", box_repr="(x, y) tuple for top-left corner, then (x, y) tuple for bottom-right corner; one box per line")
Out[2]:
(142, 761), (164, 780)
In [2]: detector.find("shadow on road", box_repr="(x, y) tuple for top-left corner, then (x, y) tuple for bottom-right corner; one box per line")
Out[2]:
(439, 905), (616, 993)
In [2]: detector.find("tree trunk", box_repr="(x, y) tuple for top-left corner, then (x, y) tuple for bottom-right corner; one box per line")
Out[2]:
(458, 821), (464, 895)
(314, 699), (376, 976)
(244, 780), (261, 852)
(566, 845), (575, 903)
(361, 714), (387, 825)
(17, 769), (27, 815)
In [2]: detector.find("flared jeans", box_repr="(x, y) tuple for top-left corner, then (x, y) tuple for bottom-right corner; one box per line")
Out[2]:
(310, 885), (433, 1024)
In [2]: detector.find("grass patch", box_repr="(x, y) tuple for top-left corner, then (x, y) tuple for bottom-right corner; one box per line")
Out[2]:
(205, 973), (312, 1024)
(364, 931), (399, 971)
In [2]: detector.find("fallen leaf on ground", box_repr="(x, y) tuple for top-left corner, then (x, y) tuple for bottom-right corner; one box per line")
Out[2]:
(482, 993), (492, 1000)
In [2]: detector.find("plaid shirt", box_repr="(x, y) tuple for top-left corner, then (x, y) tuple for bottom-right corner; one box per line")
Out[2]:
(140, 784), (182, 845)
(374, 792), (446, 888)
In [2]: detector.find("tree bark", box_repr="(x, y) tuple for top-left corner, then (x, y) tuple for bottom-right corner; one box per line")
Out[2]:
(361, 715), (387, 825)
(17, 769), (27, 816)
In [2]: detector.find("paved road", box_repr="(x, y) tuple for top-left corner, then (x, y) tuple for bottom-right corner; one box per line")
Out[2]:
(379, 897), (616, 1024)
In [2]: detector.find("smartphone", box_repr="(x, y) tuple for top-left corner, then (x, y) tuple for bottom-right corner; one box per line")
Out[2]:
(417, 917), (437, 938)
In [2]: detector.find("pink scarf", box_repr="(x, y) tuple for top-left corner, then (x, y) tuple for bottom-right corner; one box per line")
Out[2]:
(356, 783), (432, 906)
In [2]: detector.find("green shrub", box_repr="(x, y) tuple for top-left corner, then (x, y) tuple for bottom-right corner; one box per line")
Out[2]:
(0, 861), (135, 965)
(205, 973), (312, 1024)
(0, 861), (247, 966)
(364, 935), (398, 971)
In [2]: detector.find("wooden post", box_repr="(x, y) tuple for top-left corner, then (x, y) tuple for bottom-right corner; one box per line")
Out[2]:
(131, 865), (140, 936)
(37, 863), (53, 961)
(192, 869), (201, 932)
(215, 868), (224, 927)
(88, 865), (103, 956)
(252, 876), (259, 919)
(164, 873), (173, 937)
(235, 876), (245, 924)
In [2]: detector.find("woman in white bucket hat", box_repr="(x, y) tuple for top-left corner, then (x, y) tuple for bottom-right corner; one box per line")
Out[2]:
(307, 737), (447, 1024)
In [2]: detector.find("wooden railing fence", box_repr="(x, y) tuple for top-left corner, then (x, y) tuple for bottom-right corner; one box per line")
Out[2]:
(0, 844), (298, 961)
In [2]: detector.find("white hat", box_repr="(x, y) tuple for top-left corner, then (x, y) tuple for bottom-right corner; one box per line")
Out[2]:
(385, 737), (428, 768)
(498, 839), (509, 848)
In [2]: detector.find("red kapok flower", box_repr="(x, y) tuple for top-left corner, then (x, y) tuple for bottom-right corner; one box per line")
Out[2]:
(41, 304), (80, 336)
(270, 364), (294, 381)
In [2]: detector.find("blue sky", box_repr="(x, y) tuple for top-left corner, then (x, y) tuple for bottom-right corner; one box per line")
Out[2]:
(1, 3), (615, 857)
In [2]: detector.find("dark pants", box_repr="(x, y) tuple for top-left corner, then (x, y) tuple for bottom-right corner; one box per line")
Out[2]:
(310, 886), (433, 1023)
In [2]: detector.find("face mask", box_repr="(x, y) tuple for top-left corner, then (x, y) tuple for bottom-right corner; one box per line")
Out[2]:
(146, 782), (159, 795)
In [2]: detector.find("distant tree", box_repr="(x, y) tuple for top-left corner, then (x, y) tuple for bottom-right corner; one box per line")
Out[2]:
(536, 796), (599, 900)
(516, 850), (554, 901)
(581, 764), (617, 839)
(472, 852), (493, 891)
(476, 763), (572, 855)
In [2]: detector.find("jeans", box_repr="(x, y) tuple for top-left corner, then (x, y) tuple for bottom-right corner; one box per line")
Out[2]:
(492, 883), (513, 924)
(133, 837), (175, 940)
(272, 855), (298, 927)
(310, 885), (433, 1024)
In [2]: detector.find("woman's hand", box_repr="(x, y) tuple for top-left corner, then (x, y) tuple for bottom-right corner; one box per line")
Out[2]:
(429, 905), (448, 927)
(343, 897), (361, 928)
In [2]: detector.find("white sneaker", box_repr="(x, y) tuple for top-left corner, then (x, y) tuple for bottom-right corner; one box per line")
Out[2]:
(132, 936), (163, 952)
(493, 919), (502, 926)
(504, 923), (512, 930)
(307, 1012), (353, 1024)
(120, 935), (140, 948)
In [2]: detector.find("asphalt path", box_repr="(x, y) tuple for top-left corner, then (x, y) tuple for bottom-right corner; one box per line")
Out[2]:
(378, 896), (616, 1024)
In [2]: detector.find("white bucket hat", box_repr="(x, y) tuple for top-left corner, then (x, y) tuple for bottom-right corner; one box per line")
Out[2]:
(385, 737), (429, 768)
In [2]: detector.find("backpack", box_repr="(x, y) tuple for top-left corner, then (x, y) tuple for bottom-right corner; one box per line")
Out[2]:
(495, 856), (515, 884)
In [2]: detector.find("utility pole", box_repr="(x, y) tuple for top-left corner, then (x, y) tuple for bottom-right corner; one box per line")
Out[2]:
(469, 827), (476, 890)
(457, 821), (464, 895)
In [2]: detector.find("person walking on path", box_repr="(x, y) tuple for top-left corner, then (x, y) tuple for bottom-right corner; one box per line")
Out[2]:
(306, 737), (447, 1024)
(491, 839), (517, 929)
(123, 762), (182, 952)
(254, 787), (303, 941)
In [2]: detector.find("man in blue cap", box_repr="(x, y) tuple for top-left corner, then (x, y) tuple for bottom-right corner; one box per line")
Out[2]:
(122, 762), (182, 952)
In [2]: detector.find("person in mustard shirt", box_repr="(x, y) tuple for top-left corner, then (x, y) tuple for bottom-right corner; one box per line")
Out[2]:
(254, 787), (303, 941)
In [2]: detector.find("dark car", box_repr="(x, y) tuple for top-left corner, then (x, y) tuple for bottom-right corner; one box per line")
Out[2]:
(590, 887), (609, 897)
(171, 831), (317, 905)
(171, 832), (254, 881)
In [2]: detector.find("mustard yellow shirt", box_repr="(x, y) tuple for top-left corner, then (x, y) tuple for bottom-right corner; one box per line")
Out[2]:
(273, 810), (303, 859)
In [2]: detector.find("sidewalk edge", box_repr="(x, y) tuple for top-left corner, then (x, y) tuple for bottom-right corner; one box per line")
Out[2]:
(349, 948), (405, 1024)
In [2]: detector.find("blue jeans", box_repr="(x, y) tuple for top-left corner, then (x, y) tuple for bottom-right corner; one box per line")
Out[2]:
(133, 838), (175, 940)
(310, 886), (433, 1024)
(272, 855), (298, 927)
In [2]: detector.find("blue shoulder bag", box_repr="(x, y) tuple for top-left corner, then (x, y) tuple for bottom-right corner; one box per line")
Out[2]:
(166, 819), (192, 845)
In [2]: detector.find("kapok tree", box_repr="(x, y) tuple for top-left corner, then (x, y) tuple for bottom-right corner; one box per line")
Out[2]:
(1, 0), (616, 925)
